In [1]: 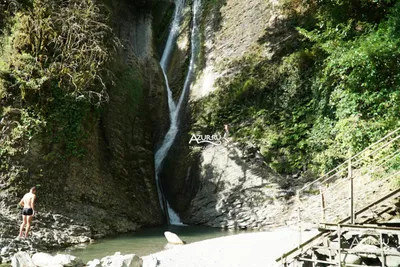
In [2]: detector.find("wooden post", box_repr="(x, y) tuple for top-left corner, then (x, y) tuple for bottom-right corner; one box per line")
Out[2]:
(281, 254), (286, 267)
(338, 224), (342, 267)
(348, 159), (354, 224)
(320, 186), (326, 222)
(380, 233), (385, 267)
(297, 191), (302, 249)
(312, 250), (316, 267)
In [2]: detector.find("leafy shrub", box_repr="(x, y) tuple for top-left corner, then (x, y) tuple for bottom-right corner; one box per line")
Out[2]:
(194, 0), (400, 176)
(0, 0), (123, 179)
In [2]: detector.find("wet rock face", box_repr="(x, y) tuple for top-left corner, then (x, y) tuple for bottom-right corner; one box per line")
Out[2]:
(158, 108), (200, 213)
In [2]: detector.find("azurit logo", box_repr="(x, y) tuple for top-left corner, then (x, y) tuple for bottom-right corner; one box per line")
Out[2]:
(189, 134), (223, 146)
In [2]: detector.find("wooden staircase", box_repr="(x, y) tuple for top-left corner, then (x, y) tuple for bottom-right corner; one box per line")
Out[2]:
(276, 188), (400, 266)
(276, 128), (400, 267)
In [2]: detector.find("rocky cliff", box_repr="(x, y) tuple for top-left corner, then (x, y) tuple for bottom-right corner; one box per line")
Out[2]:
(160, 0), (294, 229)
(180, 142), (297, 229)
(0, 0), (175, 249)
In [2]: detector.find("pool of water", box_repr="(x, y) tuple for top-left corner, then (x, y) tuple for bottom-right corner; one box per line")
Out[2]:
(61, 226), (243, 263)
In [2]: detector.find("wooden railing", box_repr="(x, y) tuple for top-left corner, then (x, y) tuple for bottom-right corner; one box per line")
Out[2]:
(297, 127), (400, 226)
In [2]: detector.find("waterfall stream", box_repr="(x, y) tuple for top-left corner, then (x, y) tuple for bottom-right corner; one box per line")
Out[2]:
(154, 0), (202, 225)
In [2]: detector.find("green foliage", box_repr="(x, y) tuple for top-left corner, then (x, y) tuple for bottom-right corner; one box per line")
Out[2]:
(42, 83), (91, 158)
(194, 0), (400, 175)
(0, 0), (129, 181)
(10, 0), (119, 103)
(0, 0), (23, 31)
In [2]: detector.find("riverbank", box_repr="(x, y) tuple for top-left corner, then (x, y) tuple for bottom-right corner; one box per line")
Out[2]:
(8, 227), (317, 267)
(142, 227), (318, 267)
(63, 226), (241, 263)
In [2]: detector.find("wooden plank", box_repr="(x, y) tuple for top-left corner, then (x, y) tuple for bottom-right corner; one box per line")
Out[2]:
(338, 225), (342, 267)
(275, 231), (330, 263)
(319, 223), (400, 235)
(349, 159), (354, 224)
(312, 245), (400, 256)
(297, 257), (381, 267)
(331, 187), (400, 225)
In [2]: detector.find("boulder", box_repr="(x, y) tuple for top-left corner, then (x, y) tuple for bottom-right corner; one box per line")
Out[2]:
(335, 253), (362, 266)
(53, 254), (84, 267)
(379, 247), (400, 267)
(164, 231), (184, 245)
(100, 252), (142, 267)
(2, 255), (12, 264)
(142, 256), (158, 267)
(1, 246), (9, 256)
(359, 235), (380, 246)
(385, 255), (400, 267)
(87, 259), (101, 267)
(32, 252), (63, 267)
(11, 252), (35, 267)
(353, 244), (380, 259)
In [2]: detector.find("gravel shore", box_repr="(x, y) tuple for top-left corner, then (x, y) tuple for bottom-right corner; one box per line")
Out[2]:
(143, 227), (318, 267)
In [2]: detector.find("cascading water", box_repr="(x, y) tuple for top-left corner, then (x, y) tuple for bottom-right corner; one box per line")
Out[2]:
(155, 0), (202, 225)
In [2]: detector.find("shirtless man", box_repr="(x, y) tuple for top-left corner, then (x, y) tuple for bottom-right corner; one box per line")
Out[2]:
(223, 124), (230, 140)
(18, 187), (36, 238)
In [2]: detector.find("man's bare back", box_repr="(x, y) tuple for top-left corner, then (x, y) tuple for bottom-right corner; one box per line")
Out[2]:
(20, 192), (35, 209)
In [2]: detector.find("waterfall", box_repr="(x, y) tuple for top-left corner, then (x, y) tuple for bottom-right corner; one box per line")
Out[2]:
(155, 0), (202, 225)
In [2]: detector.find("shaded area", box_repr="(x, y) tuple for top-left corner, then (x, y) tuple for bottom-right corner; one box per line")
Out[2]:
(180, 142), (297, 229)
(0, 0), (177, 245)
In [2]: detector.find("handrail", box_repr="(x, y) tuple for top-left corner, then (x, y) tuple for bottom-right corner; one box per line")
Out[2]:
(336, 185), (400, 225)
(375, 149), (400, 168)
(296, 126), (400, 227)
(279, 188), (400, 265)
(351, 134), (400, 167)
(299, 127), (400, 191)
(299, 170), (400, 223)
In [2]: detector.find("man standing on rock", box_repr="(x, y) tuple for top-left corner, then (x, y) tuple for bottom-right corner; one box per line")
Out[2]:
(18, 186), (37, 238)
(223, 124), (230, 141)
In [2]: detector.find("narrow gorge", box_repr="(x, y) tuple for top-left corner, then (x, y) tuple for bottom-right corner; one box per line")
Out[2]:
(0, 0), (399, 265)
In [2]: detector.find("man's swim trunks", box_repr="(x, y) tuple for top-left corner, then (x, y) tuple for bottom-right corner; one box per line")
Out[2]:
(22, 208), (33, 216)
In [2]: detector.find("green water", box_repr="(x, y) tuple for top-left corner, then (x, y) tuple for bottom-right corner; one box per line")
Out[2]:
(62, 226), (241, 263)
